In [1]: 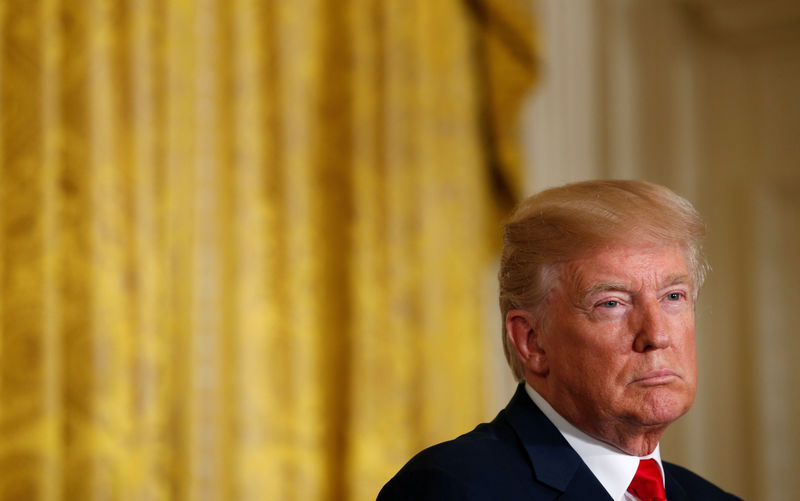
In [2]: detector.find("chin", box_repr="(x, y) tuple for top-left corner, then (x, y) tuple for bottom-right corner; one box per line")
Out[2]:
(632, 388), (694, 427)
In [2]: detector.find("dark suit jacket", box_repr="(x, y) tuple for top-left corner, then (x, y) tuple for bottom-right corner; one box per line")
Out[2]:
(378, 384), (742, 500)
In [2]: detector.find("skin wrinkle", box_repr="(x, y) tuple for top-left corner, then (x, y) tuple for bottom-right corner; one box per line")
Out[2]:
(507, 243), (698, 456)
(577, 272), (691, 308)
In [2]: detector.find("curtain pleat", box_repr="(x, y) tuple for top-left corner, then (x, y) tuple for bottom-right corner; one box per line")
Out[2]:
(0, 1), (535, 499)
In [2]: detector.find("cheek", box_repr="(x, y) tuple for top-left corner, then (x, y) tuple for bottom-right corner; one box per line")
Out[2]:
(674, 323), (698, 387)
(556, 328), (630, 375)
(555, 344), (621, 393)
(685, 339), (698, 378)
(679, 324), (698, 361)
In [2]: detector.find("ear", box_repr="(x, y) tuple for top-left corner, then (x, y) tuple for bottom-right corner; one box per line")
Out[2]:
(505, 309), (549, 376)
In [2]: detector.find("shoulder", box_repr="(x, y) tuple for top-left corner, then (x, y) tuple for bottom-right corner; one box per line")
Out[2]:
(376, 466), (471, 501)
(377, 416), (541, 500)
(664, 462), (744, 500)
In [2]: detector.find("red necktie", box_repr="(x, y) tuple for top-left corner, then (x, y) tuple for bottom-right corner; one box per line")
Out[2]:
(627, 459), (667, 501)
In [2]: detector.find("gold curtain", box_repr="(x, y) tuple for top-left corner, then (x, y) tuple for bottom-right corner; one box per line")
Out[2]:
(0, 1), (535, 500)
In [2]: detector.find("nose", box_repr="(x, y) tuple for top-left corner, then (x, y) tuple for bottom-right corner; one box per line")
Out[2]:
(632, 299), (670, 352)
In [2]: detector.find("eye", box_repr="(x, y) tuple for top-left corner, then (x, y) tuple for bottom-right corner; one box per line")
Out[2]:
(666, 292), (685, 301)
(600, 300), (619, 308)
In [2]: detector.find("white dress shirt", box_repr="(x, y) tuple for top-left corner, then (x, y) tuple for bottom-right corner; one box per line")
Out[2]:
(525, 384), (665, 501)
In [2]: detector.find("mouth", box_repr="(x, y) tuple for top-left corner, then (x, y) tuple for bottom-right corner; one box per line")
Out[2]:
(631, 369), (679, 386)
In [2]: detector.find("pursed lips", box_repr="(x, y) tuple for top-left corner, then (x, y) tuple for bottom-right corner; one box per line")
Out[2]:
(629, 368), (679, 385)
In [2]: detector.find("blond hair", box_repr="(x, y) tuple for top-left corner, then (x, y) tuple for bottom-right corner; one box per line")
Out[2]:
(499, 180), (707, 381)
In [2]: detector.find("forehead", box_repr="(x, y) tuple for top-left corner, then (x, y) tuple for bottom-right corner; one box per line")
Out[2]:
(559, 244), (690, 293)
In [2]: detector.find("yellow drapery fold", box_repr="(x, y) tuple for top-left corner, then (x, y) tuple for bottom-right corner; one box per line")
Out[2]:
(0, 1), (535, 500)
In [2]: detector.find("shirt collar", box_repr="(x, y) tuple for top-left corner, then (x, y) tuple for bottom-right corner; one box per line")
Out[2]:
(525, 383), (664, 501)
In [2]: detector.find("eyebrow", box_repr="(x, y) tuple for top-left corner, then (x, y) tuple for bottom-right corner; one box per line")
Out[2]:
(580, 273), (691, 298)
(663, 273), (691, 287)
(581, 282), (630, 298)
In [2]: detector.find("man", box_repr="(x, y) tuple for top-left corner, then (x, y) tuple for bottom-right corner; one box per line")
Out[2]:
(378, 180), (742, 500)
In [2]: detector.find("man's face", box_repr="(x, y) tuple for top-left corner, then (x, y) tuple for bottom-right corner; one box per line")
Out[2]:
(536, 243), (698, 441)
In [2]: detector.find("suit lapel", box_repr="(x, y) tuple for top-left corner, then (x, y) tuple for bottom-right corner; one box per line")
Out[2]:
(556, 464), (615, 500)
(664, 466), (689, 501)
(502, 384), (614, 500)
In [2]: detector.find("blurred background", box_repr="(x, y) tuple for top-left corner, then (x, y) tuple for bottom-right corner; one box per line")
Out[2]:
(0, 0), (797, 500)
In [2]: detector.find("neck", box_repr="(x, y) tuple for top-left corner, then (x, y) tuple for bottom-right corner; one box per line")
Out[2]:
(589, 422), (666, 456)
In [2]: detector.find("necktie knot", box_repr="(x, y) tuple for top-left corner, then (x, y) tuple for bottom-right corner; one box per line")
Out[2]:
(627, 459), (666, 501)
